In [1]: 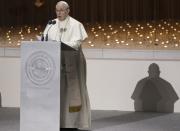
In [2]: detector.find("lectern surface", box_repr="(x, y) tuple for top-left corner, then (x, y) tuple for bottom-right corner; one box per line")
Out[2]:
(20, 41), (60, 131)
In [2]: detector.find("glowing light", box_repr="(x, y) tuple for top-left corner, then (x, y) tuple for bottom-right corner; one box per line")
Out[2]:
(155, 39), (159, 42)
(88, 41), (92, 44)
(1, 21), (180, 49)
(121, 41), (125, 43)
(107, 35), (111, 39)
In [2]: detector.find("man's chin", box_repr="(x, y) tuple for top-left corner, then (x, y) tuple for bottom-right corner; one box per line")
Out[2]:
(58, 17), (66, 21)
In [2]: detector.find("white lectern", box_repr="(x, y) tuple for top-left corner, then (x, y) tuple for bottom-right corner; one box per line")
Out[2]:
(20, 41), (61, 131)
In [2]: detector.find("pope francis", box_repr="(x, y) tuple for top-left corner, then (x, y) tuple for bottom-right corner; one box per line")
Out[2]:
(43, 1), (91, 130)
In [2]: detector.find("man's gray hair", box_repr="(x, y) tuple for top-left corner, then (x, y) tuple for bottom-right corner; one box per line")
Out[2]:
(56, 1), (69, 9)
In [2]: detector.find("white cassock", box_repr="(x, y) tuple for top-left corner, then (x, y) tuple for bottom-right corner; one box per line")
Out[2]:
(43, 16), (91, 129)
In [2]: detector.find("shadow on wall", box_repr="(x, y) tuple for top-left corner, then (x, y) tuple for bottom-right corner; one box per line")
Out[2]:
(131, 63), (179, 113)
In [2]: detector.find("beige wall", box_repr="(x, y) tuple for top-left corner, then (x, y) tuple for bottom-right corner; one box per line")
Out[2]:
(1, 57), (180, 112)
(0, 57), (20, 107)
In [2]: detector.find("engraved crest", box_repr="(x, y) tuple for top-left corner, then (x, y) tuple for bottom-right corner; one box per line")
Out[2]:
(25, 51), (55, 86)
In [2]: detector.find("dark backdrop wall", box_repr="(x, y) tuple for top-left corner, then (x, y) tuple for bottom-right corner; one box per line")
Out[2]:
(0, 0), (180, 26)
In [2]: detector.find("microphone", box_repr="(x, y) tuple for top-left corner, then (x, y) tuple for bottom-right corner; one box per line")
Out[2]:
(41, 20), (56, 41)
(48, 20), (56, 25)
(45, 20), (56, 41)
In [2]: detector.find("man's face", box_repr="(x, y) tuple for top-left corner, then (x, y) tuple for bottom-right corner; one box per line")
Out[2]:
(56, 4), (69, 21)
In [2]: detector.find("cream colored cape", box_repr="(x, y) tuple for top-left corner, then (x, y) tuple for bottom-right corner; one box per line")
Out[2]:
(43, 16), (88, 50)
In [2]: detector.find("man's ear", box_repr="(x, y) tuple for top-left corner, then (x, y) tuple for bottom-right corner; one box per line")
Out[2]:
(67, 8), (70, 14)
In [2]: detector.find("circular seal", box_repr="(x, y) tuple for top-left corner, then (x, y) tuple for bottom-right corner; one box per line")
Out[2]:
(25, 51), (55, 86)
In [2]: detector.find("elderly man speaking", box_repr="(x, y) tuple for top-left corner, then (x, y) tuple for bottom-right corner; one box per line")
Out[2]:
(43, 1), (91, 130)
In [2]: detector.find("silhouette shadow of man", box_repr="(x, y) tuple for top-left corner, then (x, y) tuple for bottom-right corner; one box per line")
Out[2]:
(131, 63), (179, 113)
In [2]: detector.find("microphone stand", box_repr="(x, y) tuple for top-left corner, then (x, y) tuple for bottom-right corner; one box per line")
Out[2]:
(41, 20), (56, 41)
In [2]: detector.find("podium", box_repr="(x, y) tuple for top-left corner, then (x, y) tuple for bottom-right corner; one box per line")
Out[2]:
(20, 41), (75, 131)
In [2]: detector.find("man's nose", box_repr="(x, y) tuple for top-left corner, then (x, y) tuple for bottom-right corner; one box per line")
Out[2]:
(57, 12), (61, 15)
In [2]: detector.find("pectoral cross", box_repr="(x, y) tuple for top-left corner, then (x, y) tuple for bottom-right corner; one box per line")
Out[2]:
(60, 28), (67, 33)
